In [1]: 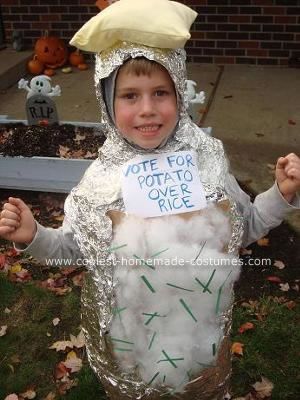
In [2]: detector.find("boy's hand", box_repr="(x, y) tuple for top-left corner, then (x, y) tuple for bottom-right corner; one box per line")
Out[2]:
(276, 153), (300, 202)
(0, 197), (36, 244)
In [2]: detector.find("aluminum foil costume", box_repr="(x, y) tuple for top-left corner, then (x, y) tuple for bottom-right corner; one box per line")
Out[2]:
(61, 42), (244, 399)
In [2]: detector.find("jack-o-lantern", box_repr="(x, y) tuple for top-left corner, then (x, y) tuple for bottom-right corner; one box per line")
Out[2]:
(34, 31), (68, 69)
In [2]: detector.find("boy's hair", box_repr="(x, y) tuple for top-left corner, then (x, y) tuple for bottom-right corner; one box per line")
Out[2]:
(121, 57), (165, 76)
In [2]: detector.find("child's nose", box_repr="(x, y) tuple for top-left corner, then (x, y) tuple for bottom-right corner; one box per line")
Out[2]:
(139, 96), (156, 116)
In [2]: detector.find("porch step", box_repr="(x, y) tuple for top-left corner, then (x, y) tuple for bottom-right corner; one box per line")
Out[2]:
(0, 47), (32, 91)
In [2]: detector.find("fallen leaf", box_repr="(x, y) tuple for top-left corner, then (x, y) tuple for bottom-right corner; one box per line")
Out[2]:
(20, 389), (36, 399)
(61, 267), (77, 276)
(58, 145), (70, 158)
(273, 260), (285, 269)
(266, 276), (282, 283)
(49, 340), (73, 352)
(69, 149), (85, 158)
(238, 322), (254, 334)
(231, 342), (244, 355)
(279, 282), (290, 292)
(288, 119), (296, 125)
(266, 163), (275, 171)
(291, 283), (299, 291)
(10, 354), (21, 364)
(72, 271), (86, 287)
(52, 318), (60, 326)
(57, 377), (78, 395)
(55, 361), (69, 380)
(63, 351), (83, 373)
(10, 263), (22, 273)
(70, 330), (85, 348)
(54, 215), (64, 222)
(43, 392), (56, 400)
(240, 248), (252, 256)
(257, 237), (269, 246)
(0, 325), (8, 336)
(0, 253), (6, 268)
(4, 394), (19, 400)
(285, 300), (296, 310)
(252, 376), (274, 398)
(74, 133), (86, 143)
(84, 151), (98, 159)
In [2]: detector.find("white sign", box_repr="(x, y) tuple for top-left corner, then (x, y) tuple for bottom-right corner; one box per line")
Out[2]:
(121, 151), (207, 218)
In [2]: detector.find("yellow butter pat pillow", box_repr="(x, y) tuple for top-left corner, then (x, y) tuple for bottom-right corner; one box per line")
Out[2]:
(70, 0), (197, 52)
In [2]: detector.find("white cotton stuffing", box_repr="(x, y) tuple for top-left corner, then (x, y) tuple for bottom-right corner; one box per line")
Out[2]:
(109, 204), (240, 392)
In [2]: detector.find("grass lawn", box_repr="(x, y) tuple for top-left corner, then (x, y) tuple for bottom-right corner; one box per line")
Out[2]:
(0, 190), (299, 399)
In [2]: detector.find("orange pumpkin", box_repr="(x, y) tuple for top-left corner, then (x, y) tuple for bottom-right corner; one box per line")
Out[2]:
(34, 32), (68, 69)
(69, 49), (85, 67)
(44, 68), (55, 77)
(78, 63), (88, 70)
(27, 55), (44, 75)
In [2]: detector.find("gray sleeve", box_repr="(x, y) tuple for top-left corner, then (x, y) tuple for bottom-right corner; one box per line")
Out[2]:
(14, 216), (83, 266)
(225, 174), (300, 248)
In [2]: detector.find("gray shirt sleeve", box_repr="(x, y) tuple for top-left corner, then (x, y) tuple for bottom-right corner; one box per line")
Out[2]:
(14, 216), (83, 266)
(225, 173), (300, 248)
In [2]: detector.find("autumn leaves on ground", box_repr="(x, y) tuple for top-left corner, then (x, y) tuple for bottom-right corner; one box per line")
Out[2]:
(0, 190), (299, 400)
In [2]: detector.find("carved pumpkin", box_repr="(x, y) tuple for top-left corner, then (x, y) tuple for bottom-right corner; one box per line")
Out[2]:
(34, 32), (68, 69)
(69, 49), (85, 67)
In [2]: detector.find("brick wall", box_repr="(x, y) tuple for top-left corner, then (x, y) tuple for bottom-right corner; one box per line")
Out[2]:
(2, 0), (300, 66)
(1, 0), (98, 49)
(183, 0), (300, 65)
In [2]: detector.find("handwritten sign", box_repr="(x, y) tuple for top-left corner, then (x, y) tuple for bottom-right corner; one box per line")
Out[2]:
(121, 151), (207, 217)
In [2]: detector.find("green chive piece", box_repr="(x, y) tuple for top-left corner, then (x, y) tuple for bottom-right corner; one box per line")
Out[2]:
(166, 283), (194, 292)
(143, 312), (166, 325)
(212, 343), (216, 356)
(151, 248), (169, 258)
(148, 371), (160, 385)
(179, 298), (198, 322)
(133, 254), (156, 270)
(194, 240), (207, 262)
(112, 306), (127, 316)
(148, 331), (157, 350)
(107, 243), (127, 253)
(195, 268), (216, 294)
(111, 338), (134, 345)
(141, 275), (156, 293)
(157, 350), (184, 368)
(114, 348), (133, 352)
(215, 287), (222, 315)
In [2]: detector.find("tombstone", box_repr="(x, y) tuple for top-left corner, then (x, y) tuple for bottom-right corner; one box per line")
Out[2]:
(26, 94), (59, 125)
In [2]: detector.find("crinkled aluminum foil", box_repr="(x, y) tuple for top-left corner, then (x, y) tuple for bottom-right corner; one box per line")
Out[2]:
(65, 42), (244, 399)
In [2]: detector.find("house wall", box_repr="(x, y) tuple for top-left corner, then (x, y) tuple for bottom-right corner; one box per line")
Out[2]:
(1, 0), (300, 66)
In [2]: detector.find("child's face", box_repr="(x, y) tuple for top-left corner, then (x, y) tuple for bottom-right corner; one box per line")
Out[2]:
(114, 65), (178, 149)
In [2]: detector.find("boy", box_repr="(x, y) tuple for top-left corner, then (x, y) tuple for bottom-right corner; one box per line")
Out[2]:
(1, 1), (300, 398)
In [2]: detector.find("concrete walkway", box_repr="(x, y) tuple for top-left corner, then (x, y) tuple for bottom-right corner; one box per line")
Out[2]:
(0, 57), (299, 232)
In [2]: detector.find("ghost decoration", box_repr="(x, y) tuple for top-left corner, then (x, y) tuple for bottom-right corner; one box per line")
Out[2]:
(185, 80), (205, 104)
(184, 80), (206, 124)
(18, 75), (61, 125)
(18, 75), (61, 99)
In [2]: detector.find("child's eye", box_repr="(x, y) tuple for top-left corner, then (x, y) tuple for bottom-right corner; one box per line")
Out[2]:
(155, 90), (168, 97)
(122, 93), (137, 100)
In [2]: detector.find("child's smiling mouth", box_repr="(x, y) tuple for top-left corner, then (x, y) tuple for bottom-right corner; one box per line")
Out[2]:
(136, 124), (162, 135)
